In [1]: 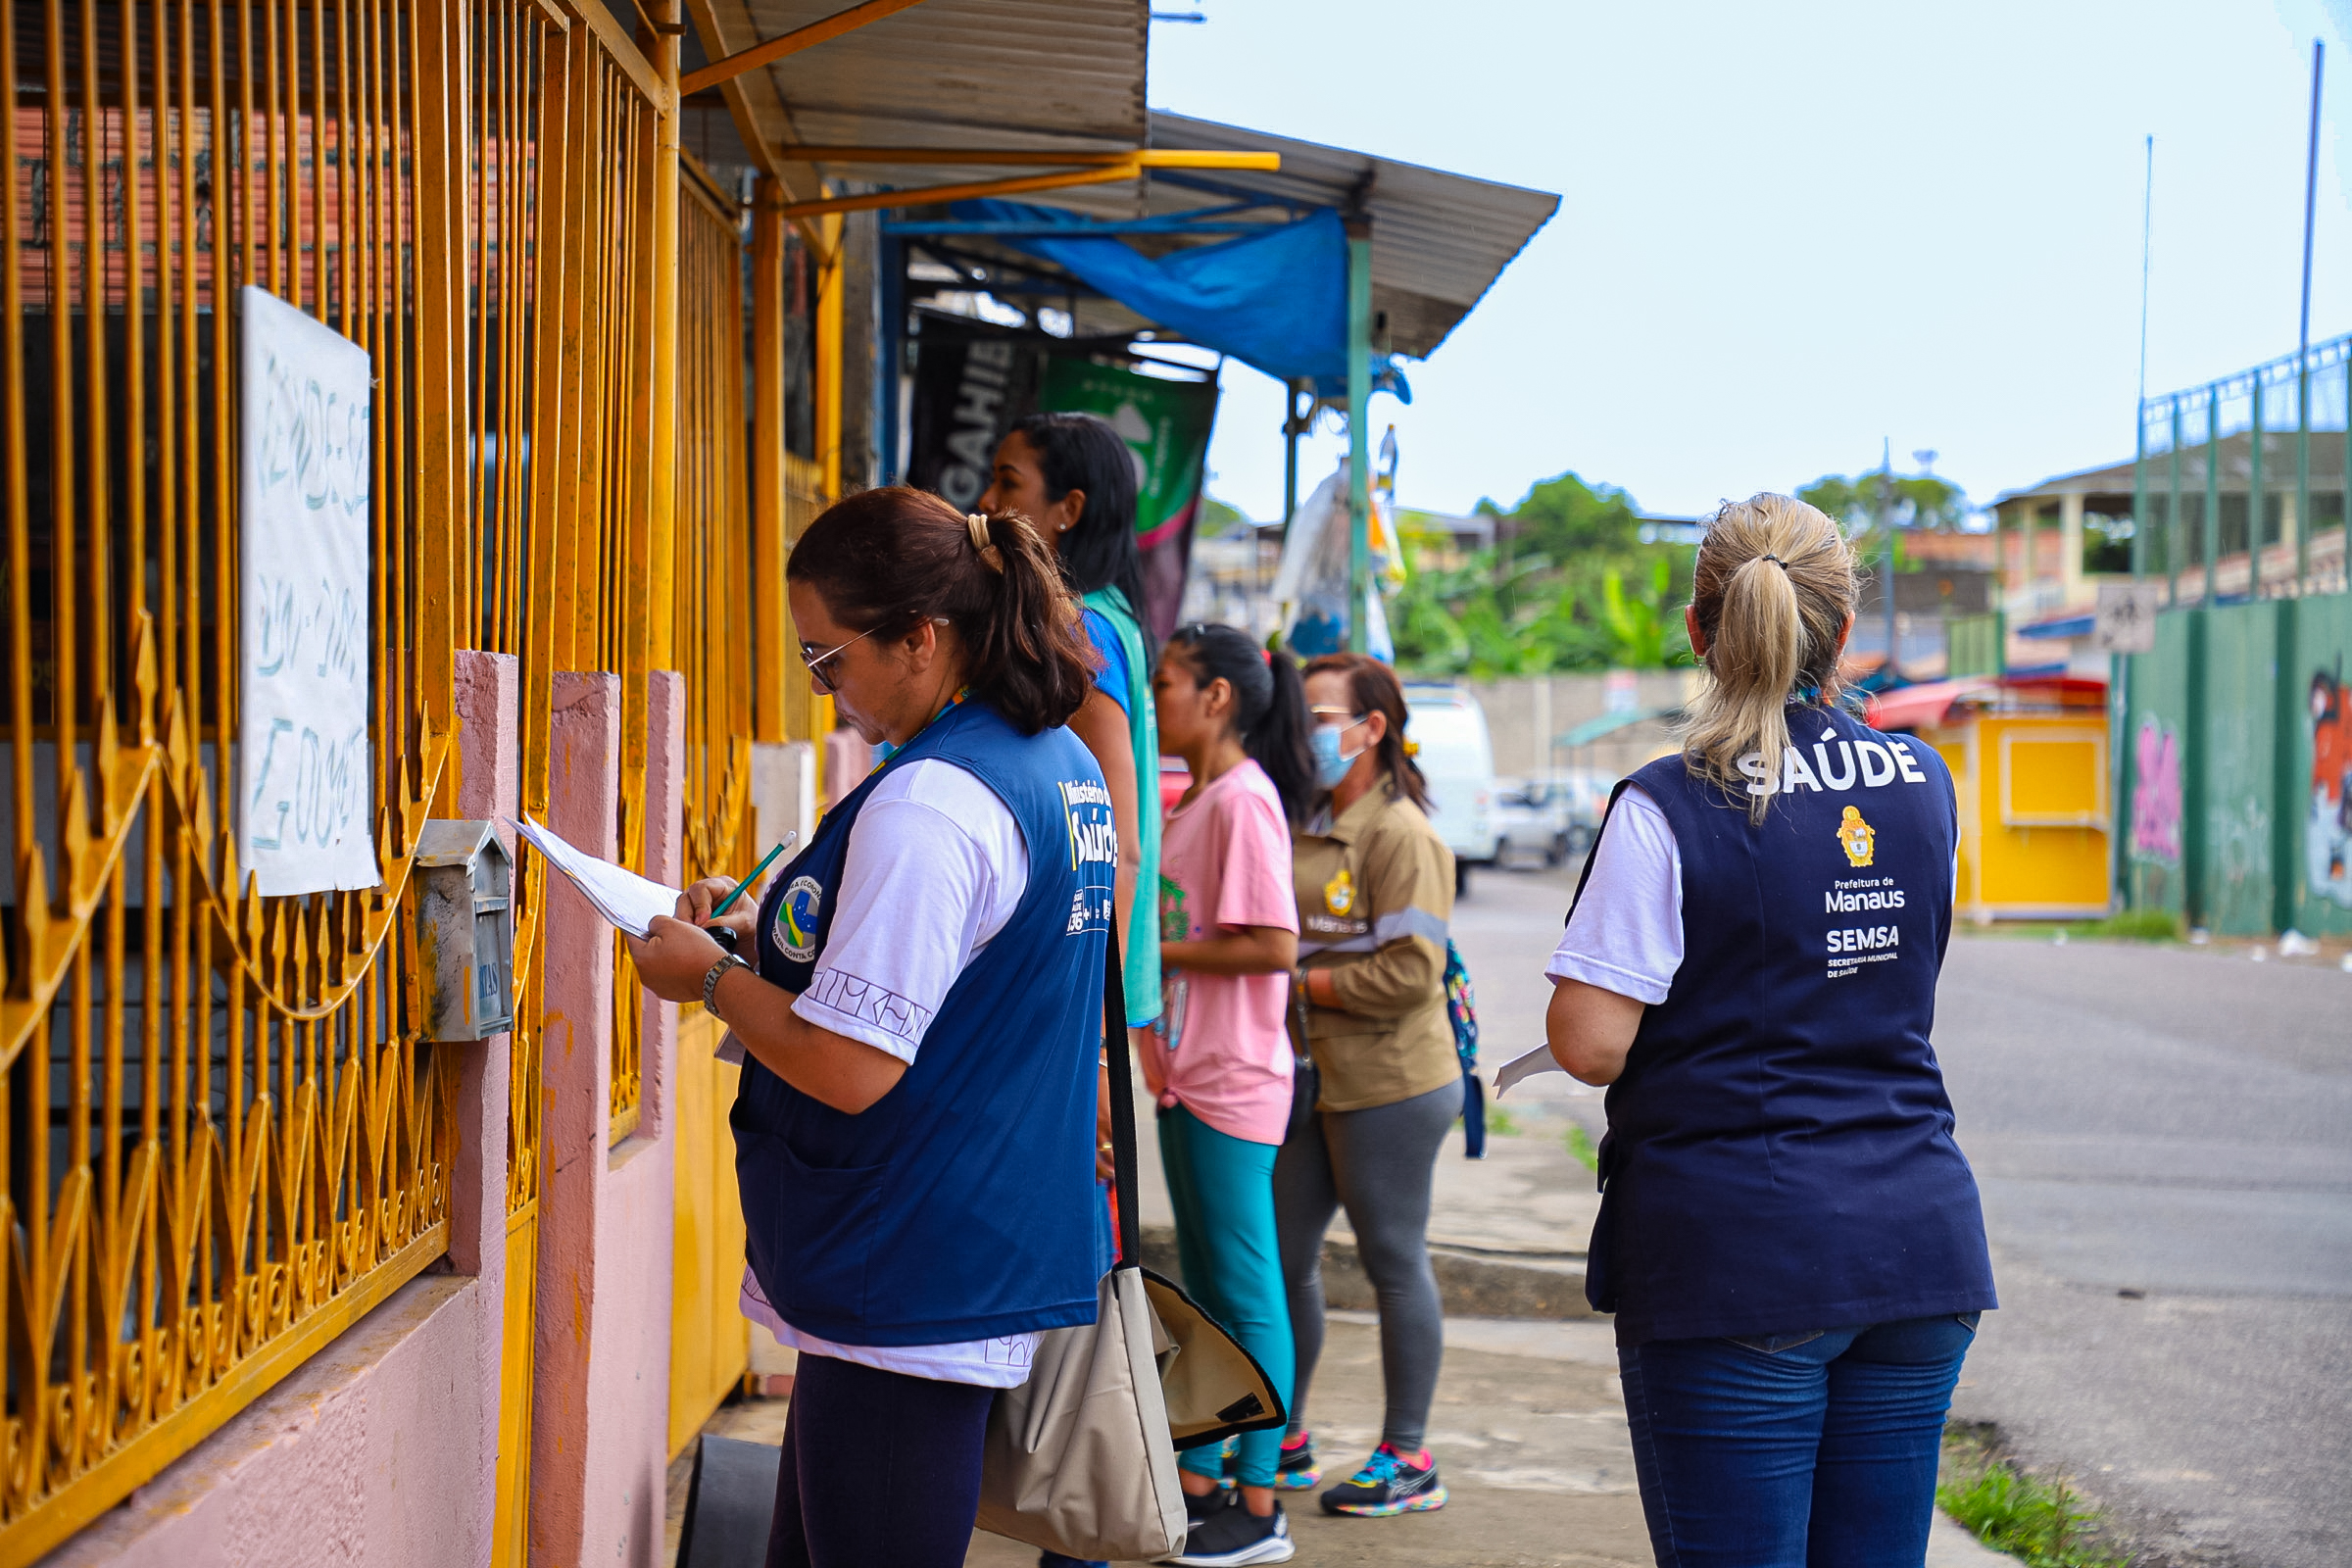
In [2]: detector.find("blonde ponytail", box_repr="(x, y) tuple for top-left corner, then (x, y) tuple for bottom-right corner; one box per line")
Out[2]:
(1680, 493), (1858, 821)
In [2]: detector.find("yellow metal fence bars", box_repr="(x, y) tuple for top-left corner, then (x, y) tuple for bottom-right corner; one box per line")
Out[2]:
(456, 0), (552, 1559)
(0, 1), (474, 1560)
(677, 157), (755, 895)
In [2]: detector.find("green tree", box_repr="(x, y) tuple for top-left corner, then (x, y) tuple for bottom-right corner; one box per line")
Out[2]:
(1388, 467), (1692, 677)
(1796, 469), (1971, 565)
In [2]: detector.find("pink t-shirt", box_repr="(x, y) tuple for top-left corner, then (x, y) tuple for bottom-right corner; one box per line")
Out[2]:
(1146, 759), (1299, 1145)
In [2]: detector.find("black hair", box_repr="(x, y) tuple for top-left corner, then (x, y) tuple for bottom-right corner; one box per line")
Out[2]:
(1302, 653), (1431, 812)
(1007, 412), (1154, 664)
(1166, 623), (1317, 828)
(787, 487), (1096, 734)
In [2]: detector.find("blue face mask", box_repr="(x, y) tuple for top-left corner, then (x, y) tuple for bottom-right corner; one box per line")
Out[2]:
(1311, 725), (1359, 789)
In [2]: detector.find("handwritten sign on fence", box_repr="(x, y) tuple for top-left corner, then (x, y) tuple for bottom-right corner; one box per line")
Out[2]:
(238, 285), (380, 896)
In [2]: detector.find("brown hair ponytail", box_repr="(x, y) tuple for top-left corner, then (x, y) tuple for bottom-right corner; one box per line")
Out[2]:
(787, 486), (1098, 733)
(1681, 492), (1859, 820)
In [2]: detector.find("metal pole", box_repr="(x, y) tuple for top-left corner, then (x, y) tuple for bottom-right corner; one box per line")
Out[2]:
(649, 0), (683, 672)
(2134, 133), (2152, 581)
(752, 177), (790, 743)
(2204, 386), (2221, 607)
(2251, 379), (2266, 594)
(2168, 400), (2182, 605)
(1879, 439), (1896, 676)
(877, 228), (905, 485)
(2298, 41), (2325, 586)
(1346, 219), (1373, 655)
(2132, 408), (2147, 580)
(1283, 380), (1301, 535)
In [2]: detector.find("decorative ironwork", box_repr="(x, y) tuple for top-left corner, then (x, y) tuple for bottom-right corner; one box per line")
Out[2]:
(0, 2), (482, 1559)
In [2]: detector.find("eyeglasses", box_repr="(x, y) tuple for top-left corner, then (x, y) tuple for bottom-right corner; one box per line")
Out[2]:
(800, 624), (883, 696)
(1309, 706), (1367, 729)
(798, 615), (952, 697)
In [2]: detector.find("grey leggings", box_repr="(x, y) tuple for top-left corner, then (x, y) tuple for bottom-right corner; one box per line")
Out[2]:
(1273, 1065), (1457, 1452)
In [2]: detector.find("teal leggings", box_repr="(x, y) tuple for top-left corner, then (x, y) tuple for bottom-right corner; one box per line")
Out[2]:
(1158, 1103), (1296, 1488)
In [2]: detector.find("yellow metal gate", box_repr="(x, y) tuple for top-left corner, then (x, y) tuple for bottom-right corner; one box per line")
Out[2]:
(0, 1), (484, 1558)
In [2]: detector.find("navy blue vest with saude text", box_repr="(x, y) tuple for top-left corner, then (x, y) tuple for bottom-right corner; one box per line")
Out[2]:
(1580, 703), (1996, 1346)
(735, 698), (1117, 1347)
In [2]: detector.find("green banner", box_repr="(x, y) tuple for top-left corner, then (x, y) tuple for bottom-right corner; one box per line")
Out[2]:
(1039, 358), (1217, 550)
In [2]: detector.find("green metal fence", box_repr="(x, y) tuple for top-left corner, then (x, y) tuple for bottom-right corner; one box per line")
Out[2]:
(2133, 332), (2352, 602)
(2117, 596), (2352, 937)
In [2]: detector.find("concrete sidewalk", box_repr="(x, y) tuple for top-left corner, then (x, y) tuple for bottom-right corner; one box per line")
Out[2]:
(666, 1309), (2009, 1567)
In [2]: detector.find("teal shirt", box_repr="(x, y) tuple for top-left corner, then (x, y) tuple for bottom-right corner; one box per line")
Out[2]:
(1083, 587), (1162, 1025)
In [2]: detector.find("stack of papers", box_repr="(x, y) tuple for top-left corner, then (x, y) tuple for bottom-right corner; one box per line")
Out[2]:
(509, 816), (684, 938)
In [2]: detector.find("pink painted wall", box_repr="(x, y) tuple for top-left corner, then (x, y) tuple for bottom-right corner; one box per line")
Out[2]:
(50, 651), (524, 1568)
(529, 670), (681, 1568)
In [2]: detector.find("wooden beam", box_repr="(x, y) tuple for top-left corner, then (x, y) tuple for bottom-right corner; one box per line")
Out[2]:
(680, 0), (930, 97)
(772, 147), (1282, 171)
(558, 0), (670, 111)
(779, 164), (1145, 220)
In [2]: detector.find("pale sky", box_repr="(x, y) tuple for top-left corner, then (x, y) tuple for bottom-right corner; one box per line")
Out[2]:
(1148, 0), (2352, 523)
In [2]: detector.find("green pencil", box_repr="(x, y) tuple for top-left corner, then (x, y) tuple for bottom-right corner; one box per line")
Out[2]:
(713, 836), (794, 917)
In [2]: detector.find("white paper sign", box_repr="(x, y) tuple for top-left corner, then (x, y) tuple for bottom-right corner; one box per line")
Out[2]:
(238, 286), (379, 896)
(2094, 580), (2163, 656)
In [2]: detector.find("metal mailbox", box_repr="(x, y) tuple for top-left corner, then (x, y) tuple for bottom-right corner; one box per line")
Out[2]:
(416, 819), (515, 1042)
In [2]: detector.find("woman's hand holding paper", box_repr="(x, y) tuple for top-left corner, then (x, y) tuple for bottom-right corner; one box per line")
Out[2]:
(627, 916), (730, 1003)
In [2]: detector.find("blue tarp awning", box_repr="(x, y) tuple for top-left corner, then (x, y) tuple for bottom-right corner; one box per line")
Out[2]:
(953, 198), (1408, 400)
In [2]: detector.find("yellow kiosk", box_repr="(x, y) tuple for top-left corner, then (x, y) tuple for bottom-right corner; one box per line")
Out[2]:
(1869, 676), (2112, 921)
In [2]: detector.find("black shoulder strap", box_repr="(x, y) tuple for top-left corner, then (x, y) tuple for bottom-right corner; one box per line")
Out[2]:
(1564, 777), (1636, 928)
(1101, 936), (1143, 1270)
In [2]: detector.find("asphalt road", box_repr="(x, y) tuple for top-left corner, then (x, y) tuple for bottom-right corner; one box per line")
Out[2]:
(1934, 937), (2352, 1568)
(1448, 858), (2352, 1568)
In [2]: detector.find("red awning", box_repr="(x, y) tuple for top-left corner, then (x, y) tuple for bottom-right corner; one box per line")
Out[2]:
(1865, 678), (1997, 732)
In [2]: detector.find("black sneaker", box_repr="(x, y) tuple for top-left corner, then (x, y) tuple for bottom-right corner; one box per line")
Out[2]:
(1320, 1444), (1447, 1517)
(1165, 1491), (1296, 1565)
(1274, 1430), (1320, 1491)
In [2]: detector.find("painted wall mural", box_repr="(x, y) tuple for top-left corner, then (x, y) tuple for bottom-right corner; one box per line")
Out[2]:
(2310, 667), (2352, 908)
(2132, 715), (2183, 864)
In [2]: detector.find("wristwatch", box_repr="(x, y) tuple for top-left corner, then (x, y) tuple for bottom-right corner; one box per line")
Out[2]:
(702, 954), (754, 1022)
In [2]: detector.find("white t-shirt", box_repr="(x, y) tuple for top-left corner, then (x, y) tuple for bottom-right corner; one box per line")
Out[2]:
(739, 757), (1045, 1388)
(1545, 786), (1685, 1003)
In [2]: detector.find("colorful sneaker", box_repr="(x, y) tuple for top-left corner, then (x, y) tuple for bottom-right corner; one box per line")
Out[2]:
(1165, 1491), (1296, 1565)
(1274, 1431), (1320, 1491)
(1320, 1444), (1447, 1517)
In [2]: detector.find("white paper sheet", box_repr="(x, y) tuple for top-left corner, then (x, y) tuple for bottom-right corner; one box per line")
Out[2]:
(509, 815), (682, 938)
(1494, 1043), (1565, 1099)
(238, 286), (380, 895)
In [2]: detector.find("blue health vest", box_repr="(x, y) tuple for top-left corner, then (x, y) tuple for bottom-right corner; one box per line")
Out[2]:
(1581, 704), (1996, 1346)
(734, 698), (1118, 1347)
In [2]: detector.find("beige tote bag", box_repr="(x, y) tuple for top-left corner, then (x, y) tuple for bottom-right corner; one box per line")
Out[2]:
(975, 939), (1284, 1559)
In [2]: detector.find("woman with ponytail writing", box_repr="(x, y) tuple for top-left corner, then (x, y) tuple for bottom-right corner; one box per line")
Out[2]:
(1542, 494), (1995, 1567)
(627, 489), (1114, 1568)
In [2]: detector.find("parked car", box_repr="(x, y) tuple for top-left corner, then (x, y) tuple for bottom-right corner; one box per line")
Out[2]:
(1402, 683), (1500, 895)
(1494, 777), (1575, 867)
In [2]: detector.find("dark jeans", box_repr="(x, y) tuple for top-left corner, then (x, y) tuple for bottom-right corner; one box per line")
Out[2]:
(766, 1352), (997, 1568)
(1617, 1313), (1981, 1568)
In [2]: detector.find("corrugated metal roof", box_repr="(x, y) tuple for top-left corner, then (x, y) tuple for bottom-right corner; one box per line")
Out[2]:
(739, 0), (1147, 159)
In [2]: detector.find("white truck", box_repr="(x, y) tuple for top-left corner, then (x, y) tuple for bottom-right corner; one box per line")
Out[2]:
(1402, 682), (1501, 896)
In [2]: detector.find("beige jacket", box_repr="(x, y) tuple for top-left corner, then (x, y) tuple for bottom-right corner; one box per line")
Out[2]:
(1289, 775), (1458, 1112)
